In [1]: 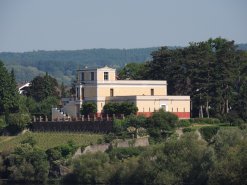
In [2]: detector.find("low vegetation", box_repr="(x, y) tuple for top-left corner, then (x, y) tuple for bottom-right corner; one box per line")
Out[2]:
(0, 132), (103, 152)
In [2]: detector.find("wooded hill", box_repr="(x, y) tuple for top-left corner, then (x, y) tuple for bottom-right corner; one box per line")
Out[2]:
(0, 48), (160, 85)
(0, 44), (246, 85)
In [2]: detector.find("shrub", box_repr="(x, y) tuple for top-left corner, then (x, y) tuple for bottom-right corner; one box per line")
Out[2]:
(107, 147), (145, 160)
(6, 113), (31, 134)
(146, 110), (178, 142)
(239, 123), (247, 130)
(199, 126), (220, 142)
(182, 127), (193, 133)
(177, 119), (191, 127)
(0, 116), (6, 134)
(113, 119), (126, 133)
(103, 102), (138, 116)
(189, 118), (220, 124)
(80, 102), (97, 115)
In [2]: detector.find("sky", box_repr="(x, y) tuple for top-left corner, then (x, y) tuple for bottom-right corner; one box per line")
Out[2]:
(0, 0), (246, 52)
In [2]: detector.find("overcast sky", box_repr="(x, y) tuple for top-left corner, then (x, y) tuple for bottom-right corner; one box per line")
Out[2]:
(0, 0), (246, 52)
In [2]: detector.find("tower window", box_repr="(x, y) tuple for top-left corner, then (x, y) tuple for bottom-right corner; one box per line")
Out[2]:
(81, 72), (84, 81)
(91, 72), (94, 81)
(81, 88), (84, 99)
(151, 89), (154, 96)
(104, 72), (109, 80)
(110, 89), (114, 97)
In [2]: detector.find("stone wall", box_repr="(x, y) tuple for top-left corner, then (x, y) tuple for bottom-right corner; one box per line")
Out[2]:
(72, 136), (150, 158)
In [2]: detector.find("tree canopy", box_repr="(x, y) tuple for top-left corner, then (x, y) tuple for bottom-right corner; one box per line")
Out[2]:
(27, 73), (59, 102)
(0, 60), (19, 115)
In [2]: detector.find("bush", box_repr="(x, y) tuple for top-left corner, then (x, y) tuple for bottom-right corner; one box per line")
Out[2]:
(182, 127), (193, 133)
(177, 119), (191, 127)
(103, 102), (138, 116)
(239, 123), (247, 130)
(189, 118), (221, 124)
(6, 113), (31, 134)
(107, 147), (145, 160)
(146, 110), (178, 142)
(199, 126), (220, 142)
(80, 102), (97, 115)
(0, 116), (6, 134)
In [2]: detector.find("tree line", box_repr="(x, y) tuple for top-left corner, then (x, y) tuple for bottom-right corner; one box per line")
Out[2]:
(118, 38), (247, 122)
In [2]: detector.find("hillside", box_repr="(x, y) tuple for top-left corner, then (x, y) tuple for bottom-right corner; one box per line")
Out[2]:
(0, 132), (103, 152)
(0, 48), (160, 85)
(0, 44), (246, 85)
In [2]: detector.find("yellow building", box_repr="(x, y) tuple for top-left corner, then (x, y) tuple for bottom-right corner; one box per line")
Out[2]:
(52, 66), (190, 120)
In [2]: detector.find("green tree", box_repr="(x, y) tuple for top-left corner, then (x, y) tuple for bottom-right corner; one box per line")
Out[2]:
(6, 112), (31, 134)
(71, 152), (110, 184)
(27, 73), (59, 102)
(103, 102), (138, 116)
(117, 63), (147, 80)
(146, 109), (178, 141)
(6, 143), (49, 182)
(0, 61), (19, 115)
(80, 102), (97, 115)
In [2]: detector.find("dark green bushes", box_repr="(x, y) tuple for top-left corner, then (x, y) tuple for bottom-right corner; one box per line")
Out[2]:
(182, 127), (193, 133)
(189, 118), (221, 124)
(103, 102), (138, 116)
(63, 129), (247, 185)
(107, 147), (145, 160)
(199, 126), (220, 142)
(80, 102), (97, 115)
(177, 119), (191, 127)
(111, 110), (178, 142)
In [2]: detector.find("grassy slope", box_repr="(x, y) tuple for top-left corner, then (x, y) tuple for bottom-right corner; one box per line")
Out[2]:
(0, 132), (103, 152)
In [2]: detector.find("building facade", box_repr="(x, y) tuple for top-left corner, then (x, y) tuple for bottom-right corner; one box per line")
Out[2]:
(52, 66), (190, 120)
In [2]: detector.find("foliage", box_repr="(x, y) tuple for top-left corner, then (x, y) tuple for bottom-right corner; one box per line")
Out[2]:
(6, 113), (31, 135)
(117, 63), (147, 80)
(1, 48), (158, 84)
(103, 102), (138, 116)
(36, 96), (59, 117)
(177, 119), (191, 127)
(146, 109), (178, 142)
(189, 118), (221, 124)
(6, 143), (49, 182)
(107, 147), (145, 160)
(0, 132), (103, 152)
(26, 73), (59, 102)
(208, 128), (247, 185)
(70, 152), (111, 184)
(21, 136), (37, 147)
(199, 126), (220, 142)
(0, 61), (19, 115)
(0, 116), (6, 134)
(182, 127), (193, 133)
(80, 102), (97, 115)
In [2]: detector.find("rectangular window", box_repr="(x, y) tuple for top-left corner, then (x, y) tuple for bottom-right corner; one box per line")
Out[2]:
(81, 88), (84, 99)
(151, 89), (154, 96)
(81, 72), (84, 81)
(76, 87), (79, 99)
(91, 72), (94, 81)
(110, 88), (114, 97)
(161, 105), (167, 111)
(104, 72), (109, 80)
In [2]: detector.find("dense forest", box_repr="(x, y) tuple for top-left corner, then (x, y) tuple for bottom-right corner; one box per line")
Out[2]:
(118, 38), (247, 121)
(0, 48), (159, 84)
